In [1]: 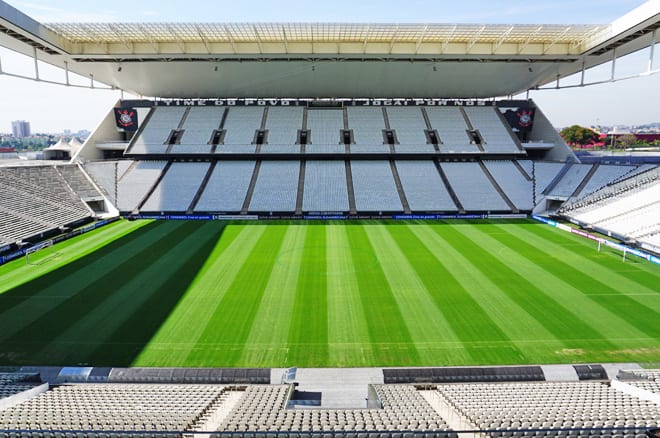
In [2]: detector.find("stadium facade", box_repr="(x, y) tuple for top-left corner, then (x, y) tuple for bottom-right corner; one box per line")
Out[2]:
(0, 1), (659, 436)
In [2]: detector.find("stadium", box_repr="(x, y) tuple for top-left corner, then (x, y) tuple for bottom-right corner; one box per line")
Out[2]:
(0, 0), (659, 436)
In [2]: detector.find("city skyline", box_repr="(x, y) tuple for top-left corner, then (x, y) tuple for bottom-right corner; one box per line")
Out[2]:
(0, 0), (658, 132)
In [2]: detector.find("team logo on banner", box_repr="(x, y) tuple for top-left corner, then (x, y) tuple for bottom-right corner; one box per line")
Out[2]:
(502, 107), (535, 133)
(115, 108), (138, 131)
(517, 109), (534, 128)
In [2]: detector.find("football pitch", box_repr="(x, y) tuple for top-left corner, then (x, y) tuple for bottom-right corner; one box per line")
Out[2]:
(0, 219), (658, 368)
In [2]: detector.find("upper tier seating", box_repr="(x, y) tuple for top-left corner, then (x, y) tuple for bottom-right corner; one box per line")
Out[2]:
(263, 106), (303, 150)
(306, 109), (345, 153)
(171, 106), (225, 154)
(126, 104), (533, 158)
(131, 106), (186, 154)
(463, 107), (520, 154)
(219, 106), (264, 151)
(387, 107), (435, 153)
(346, 107), (390, 153)
(425, 107), (477, 153)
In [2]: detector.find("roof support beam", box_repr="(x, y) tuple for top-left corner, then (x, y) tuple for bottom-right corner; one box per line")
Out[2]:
(544, 26), (572, 54)
(574, 25), (604, 51)
(467, 25), (486, 53)
(415, 24), (429, 55)
(441, 24), (457, 54)
(32, 46), (39, 81)
(137, 24), (159, 53)
(167, 25), (186, 53)
(518, 26), (543, 54)
(389, 24), (400, 54)
(282, 26), (289, 54)
(223, 25), (237, 54)
(195, 24), (212, 54)
(107, 24), (133, 53)
(253, 25), (264, 54)
(493, 26), (515, 53)
(648, 28), (657, 72)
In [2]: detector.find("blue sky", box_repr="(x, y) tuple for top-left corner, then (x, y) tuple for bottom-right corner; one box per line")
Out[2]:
(1, 0), (659, 133)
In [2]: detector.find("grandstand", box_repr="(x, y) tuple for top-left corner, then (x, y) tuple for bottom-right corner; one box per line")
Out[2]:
(0, 367), (658, 436)
(0, 0), (659, 436)
(0, 164), (109, 245)
(558, 166), (660, 252)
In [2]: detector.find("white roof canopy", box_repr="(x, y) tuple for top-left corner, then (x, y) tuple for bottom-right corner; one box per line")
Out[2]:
(1, 1), (658, 98)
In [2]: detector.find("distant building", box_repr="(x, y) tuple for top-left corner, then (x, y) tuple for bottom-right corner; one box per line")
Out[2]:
(11, 120), (31, 138)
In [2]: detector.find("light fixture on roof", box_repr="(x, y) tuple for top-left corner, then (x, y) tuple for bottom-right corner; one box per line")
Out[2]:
(117, 64), (122, 72)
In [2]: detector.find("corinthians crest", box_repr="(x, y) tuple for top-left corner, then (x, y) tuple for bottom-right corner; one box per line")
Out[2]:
(114, 108), (138, 131)
(517, 109), (534, 128)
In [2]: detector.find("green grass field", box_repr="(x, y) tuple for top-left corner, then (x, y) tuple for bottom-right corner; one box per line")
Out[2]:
(0, 219), (658, 368)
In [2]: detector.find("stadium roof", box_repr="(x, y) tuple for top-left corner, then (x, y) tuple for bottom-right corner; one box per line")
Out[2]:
(1, 1), (659, 98)
(45, 22), (604, 51)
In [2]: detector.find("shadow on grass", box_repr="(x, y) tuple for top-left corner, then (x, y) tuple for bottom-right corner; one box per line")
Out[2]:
(0, 220), (226, 367)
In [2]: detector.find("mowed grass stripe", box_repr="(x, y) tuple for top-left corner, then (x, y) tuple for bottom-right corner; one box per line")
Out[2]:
(412, 223), (565, 362)
(0, 221), (215, 366)
(0, 220), (176, 344)
(490, 224), (660, 339)
(439, 223), (607, 343)
(454, 224), (653, 347)
(0, 219), (149, 293)
(364, 224), (471, 364)
(182, 225), (288, 366)
(237, 225), (307, 366)
(391, 224), (524, 365)
(134, 224), (265, 365)
(325, 224), (376, 366)
(34, 221), (224, 365)
(504, 224), (660, 310)
(286, 225), (329, 366)
(345, 225), (420, 366)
